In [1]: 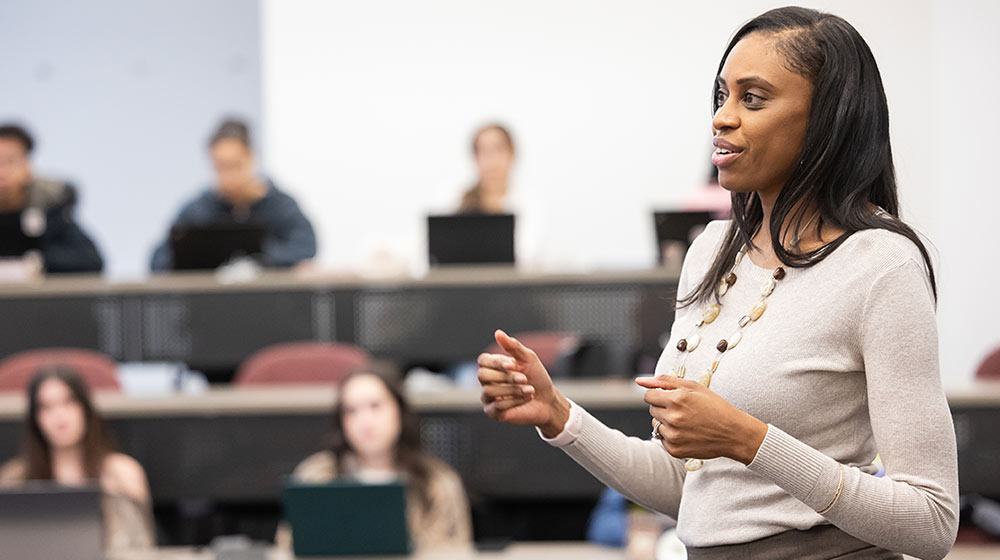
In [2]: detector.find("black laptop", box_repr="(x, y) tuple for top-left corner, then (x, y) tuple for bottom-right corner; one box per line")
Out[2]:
(0, 484), (103, 560)
(169, 223), (266, 270)
(653, 211), (713, 264)
(0, 214), (41, 257)
(284, 480), (410, 556)
(427, 214), (515, 267)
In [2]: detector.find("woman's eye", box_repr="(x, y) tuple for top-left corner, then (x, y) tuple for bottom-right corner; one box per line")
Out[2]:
(715, 90), (728, 108)
(743, 92), (766, 106)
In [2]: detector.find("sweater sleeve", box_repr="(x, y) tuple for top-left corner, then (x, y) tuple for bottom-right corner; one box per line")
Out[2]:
(559, 405), (687, 519)
(747, 258), (959, 559)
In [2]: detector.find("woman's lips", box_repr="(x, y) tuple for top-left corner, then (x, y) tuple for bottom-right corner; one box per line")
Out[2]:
(712, 148), (743, 167)
(711, 137), (745, 168)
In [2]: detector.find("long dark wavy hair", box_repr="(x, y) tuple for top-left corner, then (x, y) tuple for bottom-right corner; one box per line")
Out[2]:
(23, 365), (116, 480)
(680, 6), (936, 308)
(328, 368), (433, 511)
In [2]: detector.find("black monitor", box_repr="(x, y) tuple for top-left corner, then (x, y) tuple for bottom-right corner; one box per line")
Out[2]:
(427, 214), (515, 267)
(169, 223), (266, 271)
(653, 211), (713, 265)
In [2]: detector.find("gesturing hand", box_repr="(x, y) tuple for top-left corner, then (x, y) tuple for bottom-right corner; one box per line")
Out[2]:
(477, 330), (571, 437)
(636, 374), (768, 465)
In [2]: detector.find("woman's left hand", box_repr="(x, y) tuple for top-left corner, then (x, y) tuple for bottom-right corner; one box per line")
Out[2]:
(636, 374), (768, 465)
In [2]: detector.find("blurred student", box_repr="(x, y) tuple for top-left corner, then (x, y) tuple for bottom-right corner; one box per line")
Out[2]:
(150, 119), (316, 271)
(682, 163), (731, 219)
(285, 368), (472, 551)
(0, 124), (103, 273)
(0, 366), (154, 550)
(458, 124), (515, 214)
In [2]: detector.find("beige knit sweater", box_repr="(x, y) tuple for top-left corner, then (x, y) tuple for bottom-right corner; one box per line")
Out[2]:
(546, 220), (958, 559)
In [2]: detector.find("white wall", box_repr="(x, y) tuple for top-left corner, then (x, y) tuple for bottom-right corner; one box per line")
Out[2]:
(261, 0), (998, 381)
(0, 0), (261, 279)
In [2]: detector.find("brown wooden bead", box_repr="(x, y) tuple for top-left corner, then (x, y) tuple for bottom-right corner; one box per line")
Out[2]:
(773, 267), (786, 280)
(725, 272), (738, 286)
(716, 339), (729, 352)
(677, 339), (687, 351)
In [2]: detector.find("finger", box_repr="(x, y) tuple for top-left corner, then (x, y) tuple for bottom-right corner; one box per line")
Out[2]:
(478, 367), (528, 385)
(495, 330), (536, 363)
(478, 352), (520, 372)
(643, 388), (678, 408)
(482, 383), (535, 400)
(635, 374), (702, 391)
(483, 394), (533, 417)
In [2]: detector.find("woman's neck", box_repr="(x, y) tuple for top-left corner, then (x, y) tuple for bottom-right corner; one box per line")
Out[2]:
(478, 177), (508, 213)
(50, 445), (88, 483)
(356, 451), (395, 473)
(750, 190), (835, 268)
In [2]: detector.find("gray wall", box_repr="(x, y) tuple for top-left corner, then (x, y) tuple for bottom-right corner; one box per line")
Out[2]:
(0, 0), (261, 279)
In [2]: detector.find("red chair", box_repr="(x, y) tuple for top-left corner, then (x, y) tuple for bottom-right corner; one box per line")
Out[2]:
(485, 331), (583, 377)
(234, 342), (371, 386)
(975, 347), (1000, 380)
(0, 348), (120, 393)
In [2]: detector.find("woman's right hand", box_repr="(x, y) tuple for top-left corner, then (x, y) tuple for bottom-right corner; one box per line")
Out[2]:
(477, 330), (571, 437)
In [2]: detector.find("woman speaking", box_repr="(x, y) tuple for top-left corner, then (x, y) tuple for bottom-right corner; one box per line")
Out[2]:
(477, 7), (958, 559)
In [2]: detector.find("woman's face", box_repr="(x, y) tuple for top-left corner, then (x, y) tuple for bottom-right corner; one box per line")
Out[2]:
(712, 32), (813, 199)
(340, 374), (402, 462)
(474, 128), (514, 183)
(35, 378), (87, 450)
(210, 138), (256, 201)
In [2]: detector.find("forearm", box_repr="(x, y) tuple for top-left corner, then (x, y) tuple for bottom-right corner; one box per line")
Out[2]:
(748, 424), (958, 559)
(549, 404), (686, 519)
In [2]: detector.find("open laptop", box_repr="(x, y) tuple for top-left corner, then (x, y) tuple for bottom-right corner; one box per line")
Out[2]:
(653, 211), (713, 264)
(169, 223), (266, 271)
(0, 216), (41, 257)
(0, 484), (103, 560)
(427, 214), (515, 267)
(284, 480), (410, 556)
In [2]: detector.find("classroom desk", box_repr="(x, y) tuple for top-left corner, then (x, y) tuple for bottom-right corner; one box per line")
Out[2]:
(1, 380), (999, 504)
(0, 268), (680, 375)
(104, 542), (1000, 560)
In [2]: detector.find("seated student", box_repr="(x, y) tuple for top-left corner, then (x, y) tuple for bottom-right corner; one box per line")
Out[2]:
(150, 119), (316, 271)
(457, 124), (515, 214)
(284, 368), (472, 551)
(0, 124), (103, 273)
(0, 365), (154, 550)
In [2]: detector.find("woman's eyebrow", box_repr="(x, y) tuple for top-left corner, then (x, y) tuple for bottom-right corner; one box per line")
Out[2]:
(715, 75), (777, 90)
(736, 76), (776, 89)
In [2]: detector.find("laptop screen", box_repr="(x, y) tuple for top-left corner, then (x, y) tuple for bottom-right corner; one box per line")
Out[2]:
(427, 214), (515, 267)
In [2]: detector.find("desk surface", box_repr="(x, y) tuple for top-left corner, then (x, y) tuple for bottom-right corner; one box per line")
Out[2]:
(1, 378), (998, 421)
(2, 379), (999, 421)
(0, 267), (681, 298)
(105, 542), (1000, 560)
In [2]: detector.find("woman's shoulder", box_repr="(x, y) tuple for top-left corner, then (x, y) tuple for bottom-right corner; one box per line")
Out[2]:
(101, 453), (150, 503)
(0, 457), (27, 484)
(689, 219), (731, 258)
(837, 227), (930, 276)
(292, 450), (338, 483)
(422, 456), (465, 494)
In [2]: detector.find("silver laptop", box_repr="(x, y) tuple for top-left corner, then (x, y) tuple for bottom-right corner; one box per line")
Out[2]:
(0, 483), (103, 560)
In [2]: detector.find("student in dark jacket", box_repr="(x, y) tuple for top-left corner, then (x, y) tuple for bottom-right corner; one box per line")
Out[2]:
(150, 119), (316, 271)
(0, 124), (103, 274)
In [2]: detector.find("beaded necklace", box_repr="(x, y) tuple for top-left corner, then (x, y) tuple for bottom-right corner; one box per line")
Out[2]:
(667, 246), (786, 471)
(658, 213), (818, 472)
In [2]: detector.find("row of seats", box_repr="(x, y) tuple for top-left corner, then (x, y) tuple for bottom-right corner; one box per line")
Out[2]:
(0, 331), (586, 392)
